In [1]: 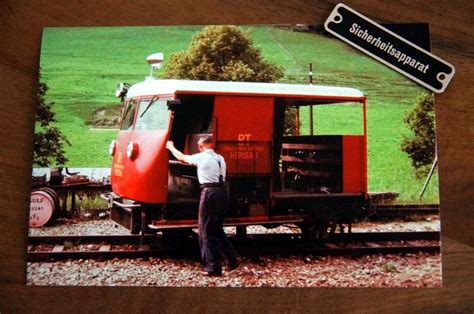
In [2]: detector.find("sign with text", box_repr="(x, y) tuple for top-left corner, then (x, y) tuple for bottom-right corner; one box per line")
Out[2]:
(324, 3), (455, 93)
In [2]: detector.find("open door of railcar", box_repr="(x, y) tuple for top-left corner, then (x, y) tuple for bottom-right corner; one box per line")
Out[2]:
(166, 94), (215, 213)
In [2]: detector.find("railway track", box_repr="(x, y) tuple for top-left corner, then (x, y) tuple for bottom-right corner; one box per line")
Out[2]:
(364, 204), (439, 219)
(27, 231), (440, 262)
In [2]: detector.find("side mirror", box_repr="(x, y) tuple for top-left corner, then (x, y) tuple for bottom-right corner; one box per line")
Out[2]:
(167, 99), (182, 111)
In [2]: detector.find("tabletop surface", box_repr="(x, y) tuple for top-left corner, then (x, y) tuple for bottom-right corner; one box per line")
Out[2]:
(0, 0), (472, 312)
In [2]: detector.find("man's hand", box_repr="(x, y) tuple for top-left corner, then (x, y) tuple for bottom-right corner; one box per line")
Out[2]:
(166, 140), (188, 163)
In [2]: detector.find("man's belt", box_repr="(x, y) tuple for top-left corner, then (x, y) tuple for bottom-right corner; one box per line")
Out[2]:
(200, 183), (225, 189)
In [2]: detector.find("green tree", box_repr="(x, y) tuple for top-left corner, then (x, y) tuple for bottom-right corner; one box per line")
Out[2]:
(164, 25), (297, 134)
(34, 72), (70, 167)
(164, 25), (284, 82)
(400, 92), (436, 178)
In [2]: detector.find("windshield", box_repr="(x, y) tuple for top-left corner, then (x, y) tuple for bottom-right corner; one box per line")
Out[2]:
(120, 100), (137, 130)
(134, 98), (170, 131)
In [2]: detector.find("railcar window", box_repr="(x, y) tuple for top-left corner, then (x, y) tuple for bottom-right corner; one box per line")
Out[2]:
(135, 98), (170, 131)
(120, 100), (137, 130)
(299, 102), (364, 135)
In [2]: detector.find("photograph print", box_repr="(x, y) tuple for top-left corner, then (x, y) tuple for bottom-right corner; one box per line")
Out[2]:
(28, 24), (441, 287)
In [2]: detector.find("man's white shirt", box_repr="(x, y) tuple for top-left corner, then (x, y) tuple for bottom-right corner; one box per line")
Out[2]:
(185, 149), (226, 184)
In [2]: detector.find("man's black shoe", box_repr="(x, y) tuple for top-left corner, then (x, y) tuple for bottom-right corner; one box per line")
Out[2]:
(201, 270), (222, 277)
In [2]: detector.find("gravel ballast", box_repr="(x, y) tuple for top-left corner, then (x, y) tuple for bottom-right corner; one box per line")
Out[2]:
(27, 253), (441, 287)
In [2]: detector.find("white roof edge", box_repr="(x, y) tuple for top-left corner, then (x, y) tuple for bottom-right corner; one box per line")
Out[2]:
(126, 79), (365, 100)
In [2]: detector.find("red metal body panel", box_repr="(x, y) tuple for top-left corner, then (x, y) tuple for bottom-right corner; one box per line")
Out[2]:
(342, 135), (367, 193)
(214, 96), (274, 175)
(362, 99), (368, 196)
(111, 102), (171, 204)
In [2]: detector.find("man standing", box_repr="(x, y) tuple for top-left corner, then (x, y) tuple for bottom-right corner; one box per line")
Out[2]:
(166, 135), (239, 276)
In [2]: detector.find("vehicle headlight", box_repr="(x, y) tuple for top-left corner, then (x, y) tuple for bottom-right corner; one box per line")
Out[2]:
(109, 140), (116, 156)
(126, 142), (138, 159)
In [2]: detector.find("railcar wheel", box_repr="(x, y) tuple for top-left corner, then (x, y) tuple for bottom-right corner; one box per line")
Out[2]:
(298, 221), (331, 242)
(298, 204), (333, 242)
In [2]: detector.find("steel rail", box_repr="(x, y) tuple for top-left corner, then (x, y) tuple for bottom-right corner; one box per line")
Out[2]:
(27, 231), (440, 262)
(363, 204), (439, 218)
(27, 234), (156, 245)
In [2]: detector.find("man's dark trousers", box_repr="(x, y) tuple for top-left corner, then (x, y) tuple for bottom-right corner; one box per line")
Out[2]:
(198, 187), (238, 273)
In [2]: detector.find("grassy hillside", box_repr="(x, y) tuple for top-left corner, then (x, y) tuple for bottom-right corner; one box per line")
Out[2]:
(39, 26), (439, 202)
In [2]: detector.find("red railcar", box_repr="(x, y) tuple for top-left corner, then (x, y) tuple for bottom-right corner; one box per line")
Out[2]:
(108, 78), (368, 238)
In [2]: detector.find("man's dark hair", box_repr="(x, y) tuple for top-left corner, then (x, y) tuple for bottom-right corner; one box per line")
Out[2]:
(198, 135), (213, 144)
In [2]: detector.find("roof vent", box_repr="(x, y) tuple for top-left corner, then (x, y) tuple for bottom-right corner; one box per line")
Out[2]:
(146, 52), (164, 79)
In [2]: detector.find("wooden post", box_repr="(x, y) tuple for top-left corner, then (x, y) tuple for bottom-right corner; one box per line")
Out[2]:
(419, 156), (438, 200)
(309, 63), (313, 135)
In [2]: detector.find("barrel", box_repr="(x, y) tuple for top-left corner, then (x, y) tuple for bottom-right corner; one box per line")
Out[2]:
(29, 188), (60, 228)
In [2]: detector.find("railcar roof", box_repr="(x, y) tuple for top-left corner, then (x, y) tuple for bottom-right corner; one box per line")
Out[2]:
(126, 79), (365, 100)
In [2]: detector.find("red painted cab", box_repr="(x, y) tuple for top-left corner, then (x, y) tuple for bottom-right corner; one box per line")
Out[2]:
(111, 95), (172, 204)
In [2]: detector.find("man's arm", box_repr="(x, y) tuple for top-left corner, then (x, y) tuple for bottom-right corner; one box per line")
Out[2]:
(166, 141), (190, 163)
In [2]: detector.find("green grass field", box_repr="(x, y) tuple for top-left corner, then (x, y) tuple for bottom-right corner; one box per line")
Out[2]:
(39, 26), (439, 202)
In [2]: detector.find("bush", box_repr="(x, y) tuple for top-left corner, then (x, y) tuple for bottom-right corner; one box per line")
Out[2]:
(400, 92), (436, 178)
